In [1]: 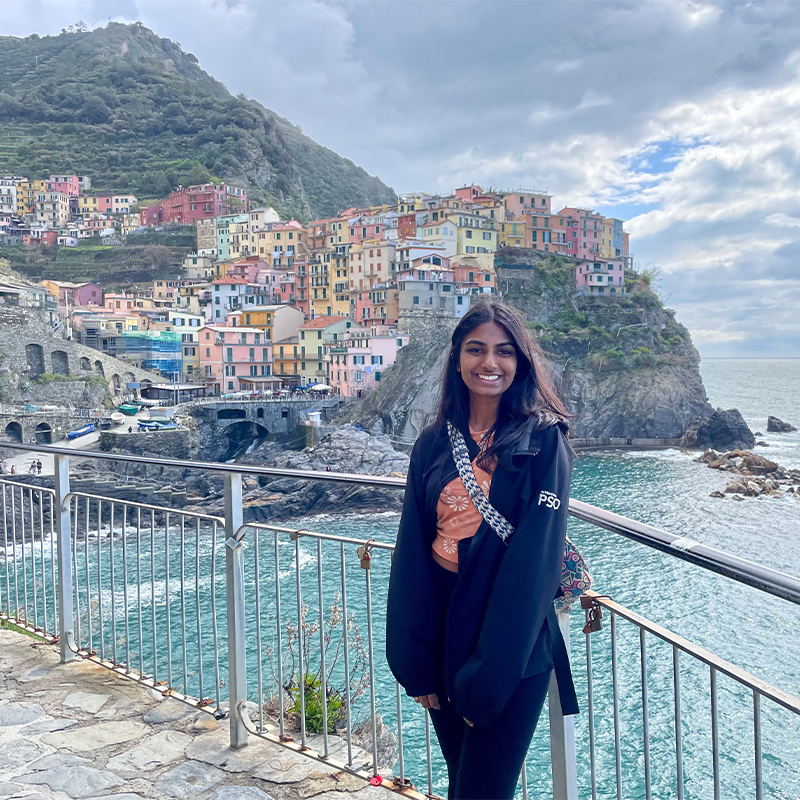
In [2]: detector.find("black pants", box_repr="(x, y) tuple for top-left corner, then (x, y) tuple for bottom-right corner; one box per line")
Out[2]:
(429, 559), (551, 800)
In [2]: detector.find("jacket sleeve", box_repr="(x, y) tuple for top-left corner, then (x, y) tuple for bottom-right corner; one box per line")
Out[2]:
(385, 435), (441, 698)
(453, 425), (572, 725)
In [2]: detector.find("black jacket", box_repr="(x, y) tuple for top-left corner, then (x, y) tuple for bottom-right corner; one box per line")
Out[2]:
(386, 415), (578, 726)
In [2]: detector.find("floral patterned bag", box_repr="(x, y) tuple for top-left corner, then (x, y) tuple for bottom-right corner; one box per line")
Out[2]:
(447, 421), (592, 610)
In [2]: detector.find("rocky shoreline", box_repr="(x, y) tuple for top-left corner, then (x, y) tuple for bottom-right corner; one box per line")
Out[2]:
(698, 448), (800, 500)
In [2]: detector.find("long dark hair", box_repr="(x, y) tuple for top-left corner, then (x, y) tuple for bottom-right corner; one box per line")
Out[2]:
(436, 301), (569, 468)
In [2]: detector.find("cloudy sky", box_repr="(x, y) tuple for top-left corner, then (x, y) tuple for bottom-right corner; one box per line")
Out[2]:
(3, 0), (800, 357)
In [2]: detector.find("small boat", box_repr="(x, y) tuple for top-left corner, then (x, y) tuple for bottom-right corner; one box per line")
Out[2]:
(98, 417), (114, 430)
(67, 422), (96, 439)
(138, 419), (178, 431)
(119, 403), (141, 415)
(110, 412), (125, 425)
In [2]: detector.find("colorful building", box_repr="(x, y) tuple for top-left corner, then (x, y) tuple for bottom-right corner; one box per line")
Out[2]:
(575, 258), (627, 295)
(329, 331), (409, 398)
(40, 280), (102, 308)
(298, 315), (355, 386)
(141, 184), (247, 227)
(197, 325), (274, 393)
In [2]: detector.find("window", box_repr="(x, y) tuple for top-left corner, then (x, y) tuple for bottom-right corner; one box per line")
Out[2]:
(483, 232), (491, 240)
(228, 381), (234, 390)
(466, 230), (473, 239)
(355, 371), (363, 382)
(262, 348), (269, 361)
(225, 366), (235, 376)
(466, 246), (474, 253)
(371, 355), (383, 365)
(413, 296), (420, 304)
(206, 348), (210, 357)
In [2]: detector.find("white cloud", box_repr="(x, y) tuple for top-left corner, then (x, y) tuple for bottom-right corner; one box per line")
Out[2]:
(765, 212), (800, 228)
(690, 329), (748, 343)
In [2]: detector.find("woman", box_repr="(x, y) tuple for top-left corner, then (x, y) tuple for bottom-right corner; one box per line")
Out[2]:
(386, 301), (577, 799)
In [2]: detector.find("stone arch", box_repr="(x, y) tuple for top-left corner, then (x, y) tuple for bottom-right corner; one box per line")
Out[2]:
(112, 374), (121, 392)
(94, 360), (105, 377)
(51, 350), (69, 376)
(217, 408), (246, 420)
(141, 379), (153, 389)
(34, 423), (52, 445)
(221, 420), (269, 459)
(123, 372), (135, 384)
(4, 422), (22, 443)
(25, 344), (44, 377)
(80, 357), (92, 371)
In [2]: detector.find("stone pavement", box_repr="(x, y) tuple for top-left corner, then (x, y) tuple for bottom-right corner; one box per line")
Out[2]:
(0, 629), (396, 800)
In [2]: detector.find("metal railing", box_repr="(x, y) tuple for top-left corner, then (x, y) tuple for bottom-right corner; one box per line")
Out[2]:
(1, 441), (799, 799)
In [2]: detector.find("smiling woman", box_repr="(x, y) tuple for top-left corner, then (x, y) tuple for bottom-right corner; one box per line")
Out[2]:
(386, 301), (577, 799)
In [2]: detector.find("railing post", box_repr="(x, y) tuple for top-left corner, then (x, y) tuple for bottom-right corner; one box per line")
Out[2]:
(53, 454), (75, 663)
(549, 608), (578, 800)
(224, 472), (248, 749)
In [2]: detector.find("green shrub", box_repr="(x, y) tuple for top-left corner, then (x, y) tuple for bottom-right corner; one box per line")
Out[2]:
(288, 673), (345, 734)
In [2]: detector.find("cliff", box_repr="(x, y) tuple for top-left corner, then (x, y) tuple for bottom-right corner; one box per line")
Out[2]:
(0, 23), (395, 220)
(343, 250), (713, 441)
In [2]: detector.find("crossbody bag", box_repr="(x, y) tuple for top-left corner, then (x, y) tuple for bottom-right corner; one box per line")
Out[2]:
(446, 420), (592, 610)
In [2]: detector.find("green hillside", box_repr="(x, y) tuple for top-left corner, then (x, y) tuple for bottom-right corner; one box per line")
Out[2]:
(0, 22), (396, 220)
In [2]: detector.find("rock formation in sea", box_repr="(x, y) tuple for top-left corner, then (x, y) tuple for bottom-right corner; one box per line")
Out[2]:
(767, 415), (797, 433)
(342, 251), (715, 443)
(681, 408), (755, 451)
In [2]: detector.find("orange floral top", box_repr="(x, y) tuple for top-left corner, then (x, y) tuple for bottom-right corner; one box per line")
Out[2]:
(433, 429), (495, 564)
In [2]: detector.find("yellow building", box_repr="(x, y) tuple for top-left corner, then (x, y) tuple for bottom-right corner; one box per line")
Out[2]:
(498, 218), (527, 249)
(600, 218), (617, 259)
(252, 223), (307, 268)
(453, 212), (498, 255)
(273, 336), (301, 383)
(229, 217), (251, 257)
(330, 244), (350, 316)
(16, 180), (47, 216)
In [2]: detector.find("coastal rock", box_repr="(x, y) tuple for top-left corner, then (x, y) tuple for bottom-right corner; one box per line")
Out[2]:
(767, 415), (797, 433)
(681, 408), (755, 451)
(189, 425), (408, 522)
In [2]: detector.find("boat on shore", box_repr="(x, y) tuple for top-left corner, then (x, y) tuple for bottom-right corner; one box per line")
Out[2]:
(67, 422), (96, 439)
(119, 403), (141, 415)
(110, 412), (125, 425)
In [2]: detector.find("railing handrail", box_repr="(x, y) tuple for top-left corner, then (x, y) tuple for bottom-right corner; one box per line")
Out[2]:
(1, 439), (799, 608)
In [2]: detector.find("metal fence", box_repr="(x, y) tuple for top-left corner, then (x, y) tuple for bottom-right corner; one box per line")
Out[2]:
(1, 441), (800, 799)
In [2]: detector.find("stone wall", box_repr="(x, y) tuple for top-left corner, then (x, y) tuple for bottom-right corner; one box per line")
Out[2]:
(99, 429), (194, 460)
(0, 306), (162, 405)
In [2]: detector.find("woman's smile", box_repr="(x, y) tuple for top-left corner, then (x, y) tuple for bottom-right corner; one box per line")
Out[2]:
(458, 321), (518, 399)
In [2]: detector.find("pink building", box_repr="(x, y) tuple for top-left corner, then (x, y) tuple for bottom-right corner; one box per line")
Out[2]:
(48, 175), (80, 197)
(42, 280), (102, 308)
(144, 184), (247, 227)
(197, 325), (275, 394)
(451, 262), (496, 292)
(575, 258), (626, 295)
(557, 207), (604, 259)
(329, 332), (409, 398)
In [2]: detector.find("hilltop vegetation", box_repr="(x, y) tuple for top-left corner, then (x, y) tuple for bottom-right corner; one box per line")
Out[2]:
(0, 22), (396, 219)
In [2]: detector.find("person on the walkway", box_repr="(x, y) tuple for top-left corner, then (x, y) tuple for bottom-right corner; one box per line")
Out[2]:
(386, 301), (577, 800)
(10, 465), (15, 474)
(28, 461), (36, 474)
(36, 460), (42, 475)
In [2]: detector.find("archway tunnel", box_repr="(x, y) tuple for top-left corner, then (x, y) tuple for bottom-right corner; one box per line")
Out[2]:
(221, 420), (269, 460)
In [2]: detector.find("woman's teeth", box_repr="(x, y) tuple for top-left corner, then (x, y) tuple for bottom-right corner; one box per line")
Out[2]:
(478, 374), (500, 381)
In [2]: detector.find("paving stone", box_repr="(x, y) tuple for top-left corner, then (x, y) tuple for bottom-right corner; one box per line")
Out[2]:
(105, 730), (191, 774)
(16, 766), (123, 799)
(304, 734), (371, 768)
(94, 698), (139, 720)
(185, 728), (286, 773)
(0, 738), (49, 769)
(87, 795), (148, 800)
(252, 750), (315, 784)
(156, 760), (226, 799)
(0, 783), (21, 798)
(40, 721), (148, 752)
(21, 718), (79, 735)
(0, 702), (45, 726)
(210, 788), (274, 800)
(142, 700), (193, 724)
(62, 692), (111, 714)
(18, 669), (51, 683)
(28, 752), (90, 771)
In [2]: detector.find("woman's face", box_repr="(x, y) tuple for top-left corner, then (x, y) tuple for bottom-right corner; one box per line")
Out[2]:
(457, 321), (518, 403)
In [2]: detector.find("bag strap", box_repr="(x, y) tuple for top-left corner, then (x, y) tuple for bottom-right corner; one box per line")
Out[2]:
(446, 421), (514, 543)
